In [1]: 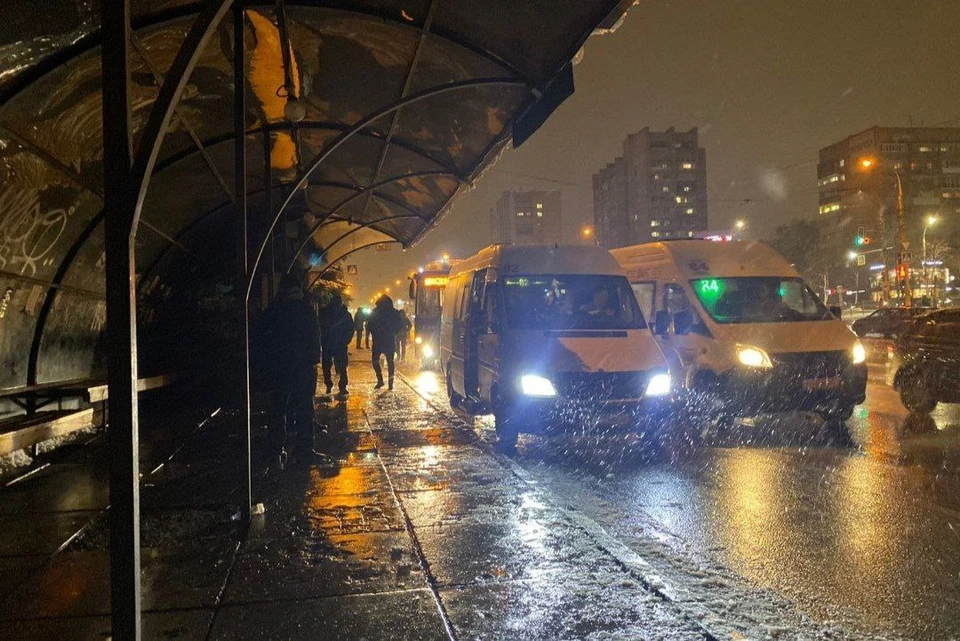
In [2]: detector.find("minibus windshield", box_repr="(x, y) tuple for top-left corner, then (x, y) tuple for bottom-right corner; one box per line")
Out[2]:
(691, 277), (833, 324)
(502, 275), (645, 330)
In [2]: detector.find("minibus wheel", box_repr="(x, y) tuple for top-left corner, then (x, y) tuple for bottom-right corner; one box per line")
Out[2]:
(494, 411), (520, 450)
(446, 366), (464, 410)
(491, 386), (520, 450)
(899, 370), (938, 414)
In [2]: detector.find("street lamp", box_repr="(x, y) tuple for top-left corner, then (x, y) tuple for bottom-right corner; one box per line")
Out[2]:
(859, 157), (909, 306)
(580, 225), (595, 245)
(923, 215), (939, 306)
(734, 219), (746, 240)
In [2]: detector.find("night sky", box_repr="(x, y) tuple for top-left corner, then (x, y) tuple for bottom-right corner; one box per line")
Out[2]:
(349, 0), (960, 305)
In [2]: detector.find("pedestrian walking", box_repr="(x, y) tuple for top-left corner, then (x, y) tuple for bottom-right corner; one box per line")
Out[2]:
(258, 275), (321, 434)
(319, 293), (355, 398)
(396, 309), (412, 361)
(354, 308), (366, 349)
(367, 295), (402, 390)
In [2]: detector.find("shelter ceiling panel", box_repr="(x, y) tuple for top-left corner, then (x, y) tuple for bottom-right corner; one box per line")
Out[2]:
(58, 221), (105, 294)
(374, 172), (458, 215)
(370, 142), (453, 182)
(304, 183), (359, 214)
(389, 82), (527, 174)
(141, 148), (234, 248)
(404, 31), (518, 95)
(431, 0), (613, 84)
(0, 137), (104, 285)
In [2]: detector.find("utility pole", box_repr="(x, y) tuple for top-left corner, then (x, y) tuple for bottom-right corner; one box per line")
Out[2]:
(894, 167), (910, 307)
(878, 212), (891, 304)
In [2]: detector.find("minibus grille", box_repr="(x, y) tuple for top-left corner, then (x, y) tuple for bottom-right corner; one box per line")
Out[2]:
(771, 351), (847, 378)
(551, 372), (648, 400)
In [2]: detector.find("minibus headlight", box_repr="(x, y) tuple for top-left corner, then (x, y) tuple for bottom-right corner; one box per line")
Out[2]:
(415, 336), (423, 345)
(851, 341), (866, 365)
(521, 374), (557, 397)
(645, 373), (671, 397)
(422, 344), (434, 359)
(736, 345), (773, 369)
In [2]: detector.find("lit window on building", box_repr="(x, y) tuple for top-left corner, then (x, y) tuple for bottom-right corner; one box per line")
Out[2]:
(536, 211), (543, 217)
(516, 211), (523, 217)
(675, 196), (682, 203)
(661, 186), (670, 193)
(819, 203), (841, 215)
(840, 159), (845, 167)
(681, 162), (694, 170)
(919, 145), (932, 152)
(683, 186), (691, 192)
(651, 220), (659, 227)
(895, 162), (904, 170)
(536, 203), (543, 210)
(687, 231), (694, 237)
(686, 208), (695, 214)
(651, 231), (660, 238)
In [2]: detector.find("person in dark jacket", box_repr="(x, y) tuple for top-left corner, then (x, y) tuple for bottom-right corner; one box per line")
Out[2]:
(353, 308), (367, 349)
(319, 293), (355, 397)
(259, 276), (321, 432)
(367, 295), (402, 390)
(396, 309), (412, 361)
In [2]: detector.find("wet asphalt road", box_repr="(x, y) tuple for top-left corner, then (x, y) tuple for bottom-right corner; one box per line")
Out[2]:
(3, 352), (959, 640)
(404, 361), (960, 640)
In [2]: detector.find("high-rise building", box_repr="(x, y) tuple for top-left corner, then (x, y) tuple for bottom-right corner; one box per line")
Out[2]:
(818, 126), (960, 244)
(592, 127), (707, 249)
(491, 190), (562, 245)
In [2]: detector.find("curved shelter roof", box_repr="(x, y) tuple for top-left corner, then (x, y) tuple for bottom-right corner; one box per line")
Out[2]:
(0, 0), (633, 391)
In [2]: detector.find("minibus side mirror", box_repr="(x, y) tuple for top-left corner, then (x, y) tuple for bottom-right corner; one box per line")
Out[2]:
(829, 305), (842, 319)
(653, 310), (671, 336)
(673, 310), (694, 336)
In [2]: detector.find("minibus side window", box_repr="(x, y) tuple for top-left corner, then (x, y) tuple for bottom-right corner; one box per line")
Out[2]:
(458, 274), (471, 320)
(630, 282), (656, 321)
(663, 284), (709, 336)
(484, 281), (500, 333)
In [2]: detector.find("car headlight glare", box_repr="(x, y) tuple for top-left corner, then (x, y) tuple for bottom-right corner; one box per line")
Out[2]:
(851, 341), (866, 365)
(521, 374), (557, 397)
(736, 345), (773, 368)
(421, 344), (434, 359)
(645, 372), (671, 396)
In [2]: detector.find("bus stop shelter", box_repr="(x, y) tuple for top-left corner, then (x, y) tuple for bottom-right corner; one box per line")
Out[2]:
(0, 1), (633, 637)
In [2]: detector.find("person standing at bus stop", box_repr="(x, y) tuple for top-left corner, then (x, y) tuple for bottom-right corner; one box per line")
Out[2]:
(258, 275), (321, 435)
(353, 307), (366, 349)
(319, 293), (355, 398)
(367, 295), (401, 390)
(396, 309), (412, 361)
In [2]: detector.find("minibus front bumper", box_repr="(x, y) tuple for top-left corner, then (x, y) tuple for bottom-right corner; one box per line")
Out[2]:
(715, 352), (867, 415)
(511, 370), (675, 432)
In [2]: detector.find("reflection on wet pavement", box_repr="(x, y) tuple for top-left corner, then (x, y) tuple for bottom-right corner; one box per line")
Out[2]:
(3, 359), (958, 639)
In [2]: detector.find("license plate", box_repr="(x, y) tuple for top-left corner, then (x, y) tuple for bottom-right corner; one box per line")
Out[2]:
(803, 377), (842, 391)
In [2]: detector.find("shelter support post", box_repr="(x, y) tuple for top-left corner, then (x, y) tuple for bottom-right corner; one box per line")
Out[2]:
(101, 0), (141, 639)
(235, 0), (252, 522)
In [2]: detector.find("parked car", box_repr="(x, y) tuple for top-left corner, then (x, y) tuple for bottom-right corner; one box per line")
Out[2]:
(852, 306), (932, 339)
(887, 308), (960, 413)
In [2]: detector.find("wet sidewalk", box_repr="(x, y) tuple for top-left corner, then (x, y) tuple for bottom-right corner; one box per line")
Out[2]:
(0, 359), (704, 640)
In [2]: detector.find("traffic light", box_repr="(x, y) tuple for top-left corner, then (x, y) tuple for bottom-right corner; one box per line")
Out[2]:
(854, 226), (870, 246)
(896, 264), (909, 280)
